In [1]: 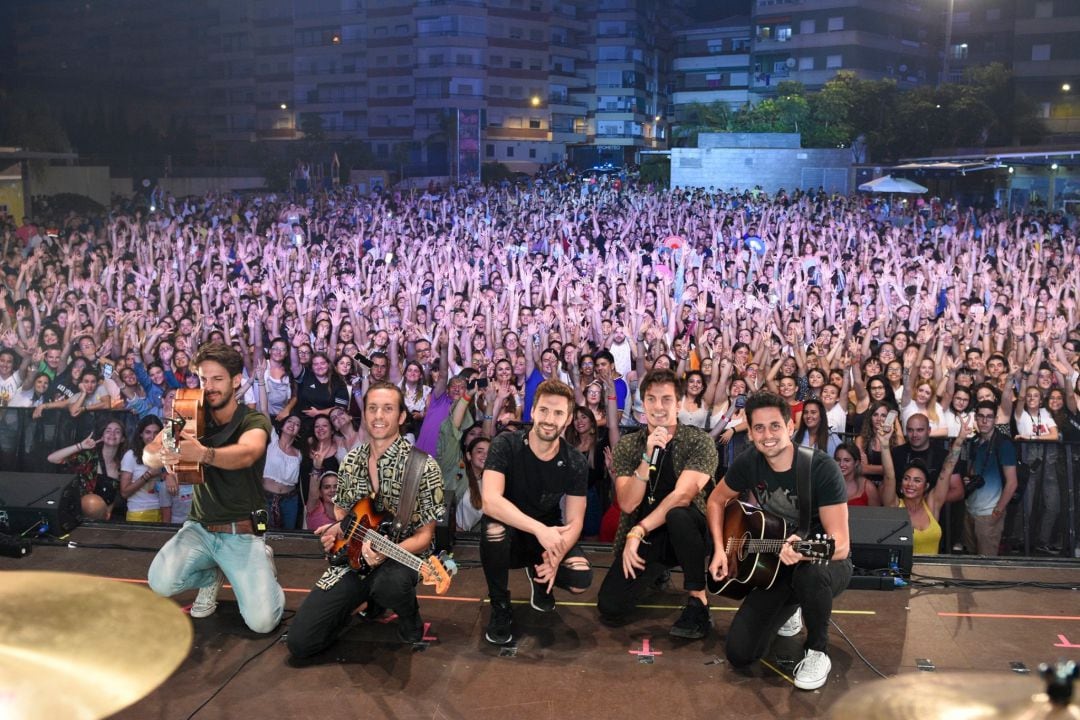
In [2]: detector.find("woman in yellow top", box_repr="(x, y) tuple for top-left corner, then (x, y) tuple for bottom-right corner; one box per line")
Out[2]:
(878, 417), (969, 555)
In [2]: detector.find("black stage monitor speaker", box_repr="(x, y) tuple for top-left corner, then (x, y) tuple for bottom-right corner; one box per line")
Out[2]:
(849, 505), (913, 576)
(0, 472), (81, 536)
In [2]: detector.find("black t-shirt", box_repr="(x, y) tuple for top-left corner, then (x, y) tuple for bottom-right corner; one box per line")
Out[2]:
(724, 446), (846, 536)
(890, 442), (950, 489)
(295, 370), (350, 414)
(485, 429), (588, 526)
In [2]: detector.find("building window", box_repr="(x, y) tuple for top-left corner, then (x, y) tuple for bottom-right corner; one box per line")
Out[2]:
(506, 146), (515, 157)
(798, 56), (814, 70)
(950, 43), (969, 60)
(490, 54), (504, 66)
(827, 16), (843, 31)
(509, 26), (523, 39)
(486, 144), (495, 157)
(1034, 1), (1052, 18)
(529, 119), (541, 129)
(393, 24), (409, 36)
(529, 148), (537, 158)
(1031, 43), (1051, 61)
(800, 19), (815, 34)
(826, 54), (842, 69)
(777, 25), (792, 41)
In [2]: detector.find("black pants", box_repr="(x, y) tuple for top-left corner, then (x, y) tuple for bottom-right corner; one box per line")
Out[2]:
(287, 562), (419, 659)
(479, 516), (593, 604)
(725, 557), (852, 667)
(597, 505), (708, 621)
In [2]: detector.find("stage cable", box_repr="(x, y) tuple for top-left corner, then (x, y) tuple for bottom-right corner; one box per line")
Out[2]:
(185, 610), (296, 720)
(829, 618), (890, 680)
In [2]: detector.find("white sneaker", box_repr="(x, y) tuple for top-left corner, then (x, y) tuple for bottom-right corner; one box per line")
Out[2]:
(793, 649), (832, 690)
(190, 569), (225, 618)
(777, 607), (803, 637)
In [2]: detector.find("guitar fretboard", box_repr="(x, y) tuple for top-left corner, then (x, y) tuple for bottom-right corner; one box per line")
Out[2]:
(348, 524), (423, 573)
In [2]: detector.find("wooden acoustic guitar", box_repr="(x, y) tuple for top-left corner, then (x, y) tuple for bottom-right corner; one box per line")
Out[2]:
(162, 388), (205, 485)
(328, 496), (454, 594)
(706, 499), (835, 600)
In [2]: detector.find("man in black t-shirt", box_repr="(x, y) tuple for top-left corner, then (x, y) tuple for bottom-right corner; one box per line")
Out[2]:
(479, 379), (593, 645)
(597, 368), (717, 639)
(707, 392), (851, 691)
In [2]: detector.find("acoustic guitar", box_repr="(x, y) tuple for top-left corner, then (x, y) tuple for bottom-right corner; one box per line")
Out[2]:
(162, 388), (205, 485)
(706, 499), (835, 600)
(328, 496), (454, 595)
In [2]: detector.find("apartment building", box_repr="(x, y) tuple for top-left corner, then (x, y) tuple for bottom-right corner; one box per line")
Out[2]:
(748, 0), (941, 94)
(671, 18), (753, 122)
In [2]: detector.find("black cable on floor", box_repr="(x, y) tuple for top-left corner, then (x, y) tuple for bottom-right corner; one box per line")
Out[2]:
(185, 611), (295, 720)
(908, 570), (1080, 591)
(829, 618), (889, 680)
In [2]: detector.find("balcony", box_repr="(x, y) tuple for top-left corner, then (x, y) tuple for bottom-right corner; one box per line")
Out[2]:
(257, 128), (299, 140)
(485, 127), (551, 140)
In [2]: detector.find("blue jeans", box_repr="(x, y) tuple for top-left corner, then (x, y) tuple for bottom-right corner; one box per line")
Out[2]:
(148, 521), (284, 633)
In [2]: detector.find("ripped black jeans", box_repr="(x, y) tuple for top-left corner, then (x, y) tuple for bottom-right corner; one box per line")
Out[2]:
(479, 515), (593, 604)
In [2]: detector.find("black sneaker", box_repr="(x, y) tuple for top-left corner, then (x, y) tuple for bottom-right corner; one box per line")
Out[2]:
(525, 566), (556, 612)
(669, 596), (711, 640)
(485, 601), (514, 645)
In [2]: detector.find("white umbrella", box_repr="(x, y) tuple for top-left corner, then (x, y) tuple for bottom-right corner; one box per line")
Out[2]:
(858, 175), (928, 194)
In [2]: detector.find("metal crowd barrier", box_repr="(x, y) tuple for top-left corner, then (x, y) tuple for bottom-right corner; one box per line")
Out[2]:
(1, 408), (1075, 558)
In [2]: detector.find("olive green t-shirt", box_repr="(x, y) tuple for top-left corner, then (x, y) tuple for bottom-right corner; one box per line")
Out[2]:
(189, 410), (272, 524)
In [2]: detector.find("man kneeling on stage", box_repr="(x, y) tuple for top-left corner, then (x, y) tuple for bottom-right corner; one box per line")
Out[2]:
(479, 379), (593, 645)
(287, 381), (444, 659)
(707, 391), (851, 691)
(596, 368), (718, 639)
(145, 343), (283, 634)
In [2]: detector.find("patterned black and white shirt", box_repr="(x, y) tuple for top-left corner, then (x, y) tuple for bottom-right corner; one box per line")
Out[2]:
(317, 435), (444, 589)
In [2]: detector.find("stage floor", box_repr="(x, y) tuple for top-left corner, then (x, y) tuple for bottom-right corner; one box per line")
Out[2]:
(4, 524), (1080, 720)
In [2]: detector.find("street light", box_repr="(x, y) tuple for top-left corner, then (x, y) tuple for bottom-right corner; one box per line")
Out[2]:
(1064, 83), (1072, 92)
(280, 103), (288, 110)
(530, 96), (541, 107)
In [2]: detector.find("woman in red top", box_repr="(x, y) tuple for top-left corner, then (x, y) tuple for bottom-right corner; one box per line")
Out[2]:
(835, 441), (880, 507)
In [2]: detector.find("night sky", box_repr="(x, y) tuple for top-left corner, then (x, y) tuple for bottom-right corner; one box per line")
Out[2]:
(692, 0), (751, 21)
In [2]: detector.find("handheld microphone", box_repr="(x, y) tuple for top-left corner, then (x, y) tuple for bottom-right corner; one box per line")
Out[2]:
(648, 445), (664, 473)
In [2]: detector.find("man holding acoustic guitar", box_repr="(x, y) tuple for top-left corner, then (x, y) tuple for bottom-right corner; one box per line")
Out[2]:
(145, 343), (283, 634)
(287, 381), (447, 659)
(707, 391), (851, 691)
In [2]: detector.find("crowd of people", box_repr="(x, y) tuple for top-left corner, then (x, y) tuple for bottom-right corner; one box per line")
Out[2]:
(1, 171), (1078, 556)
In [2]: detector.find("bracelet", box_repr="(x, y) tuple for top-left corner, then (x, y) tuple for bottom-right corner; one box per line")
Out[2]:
(607, 395), (617, 400)
(641, 452), (651, 464)
(627, 525), (650, 544)
(202, 447), (216, 466)
(462, 394), (472, 403)
(634, 469), (649, 483)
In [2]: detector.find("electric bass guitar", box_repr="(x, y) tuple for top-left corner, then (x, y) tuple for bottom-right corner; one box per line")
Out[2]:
(706, 499), (835, 600)
(328, 496), (454, 594)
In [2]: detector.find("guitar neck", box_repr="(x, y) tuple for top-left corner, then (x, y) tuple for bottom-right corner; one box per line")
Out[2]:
(355, 526), (423, 572)
(741, 539), (797, 554)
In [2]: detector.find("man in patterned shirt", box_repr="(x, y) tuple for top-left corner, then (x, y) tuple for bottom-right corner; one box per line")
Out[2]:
(597, 368), (718, 639)
(287, 381), (444, 659)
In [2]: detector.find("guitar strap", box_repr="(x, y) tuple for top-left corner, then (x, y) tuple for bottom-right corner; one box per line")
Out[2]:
(796, 445), (814, 538)
(199, 403), (250, 448)
(391, 446), (430, 541)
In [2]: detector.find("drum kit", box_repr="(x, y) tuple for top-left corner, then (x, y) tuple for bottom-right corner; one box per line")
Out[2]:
(831, 662), (1080, 720)
(0, 571), (192, 720)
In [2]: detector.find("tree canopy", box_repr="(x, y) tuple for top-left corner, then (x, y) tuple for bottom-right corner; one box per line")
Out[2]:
(673, 64), (1046, 161)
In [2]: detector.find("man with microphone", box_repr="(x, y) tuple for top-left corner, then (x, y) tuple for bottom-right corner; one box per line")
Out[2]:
(597, 368), (718, 639)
